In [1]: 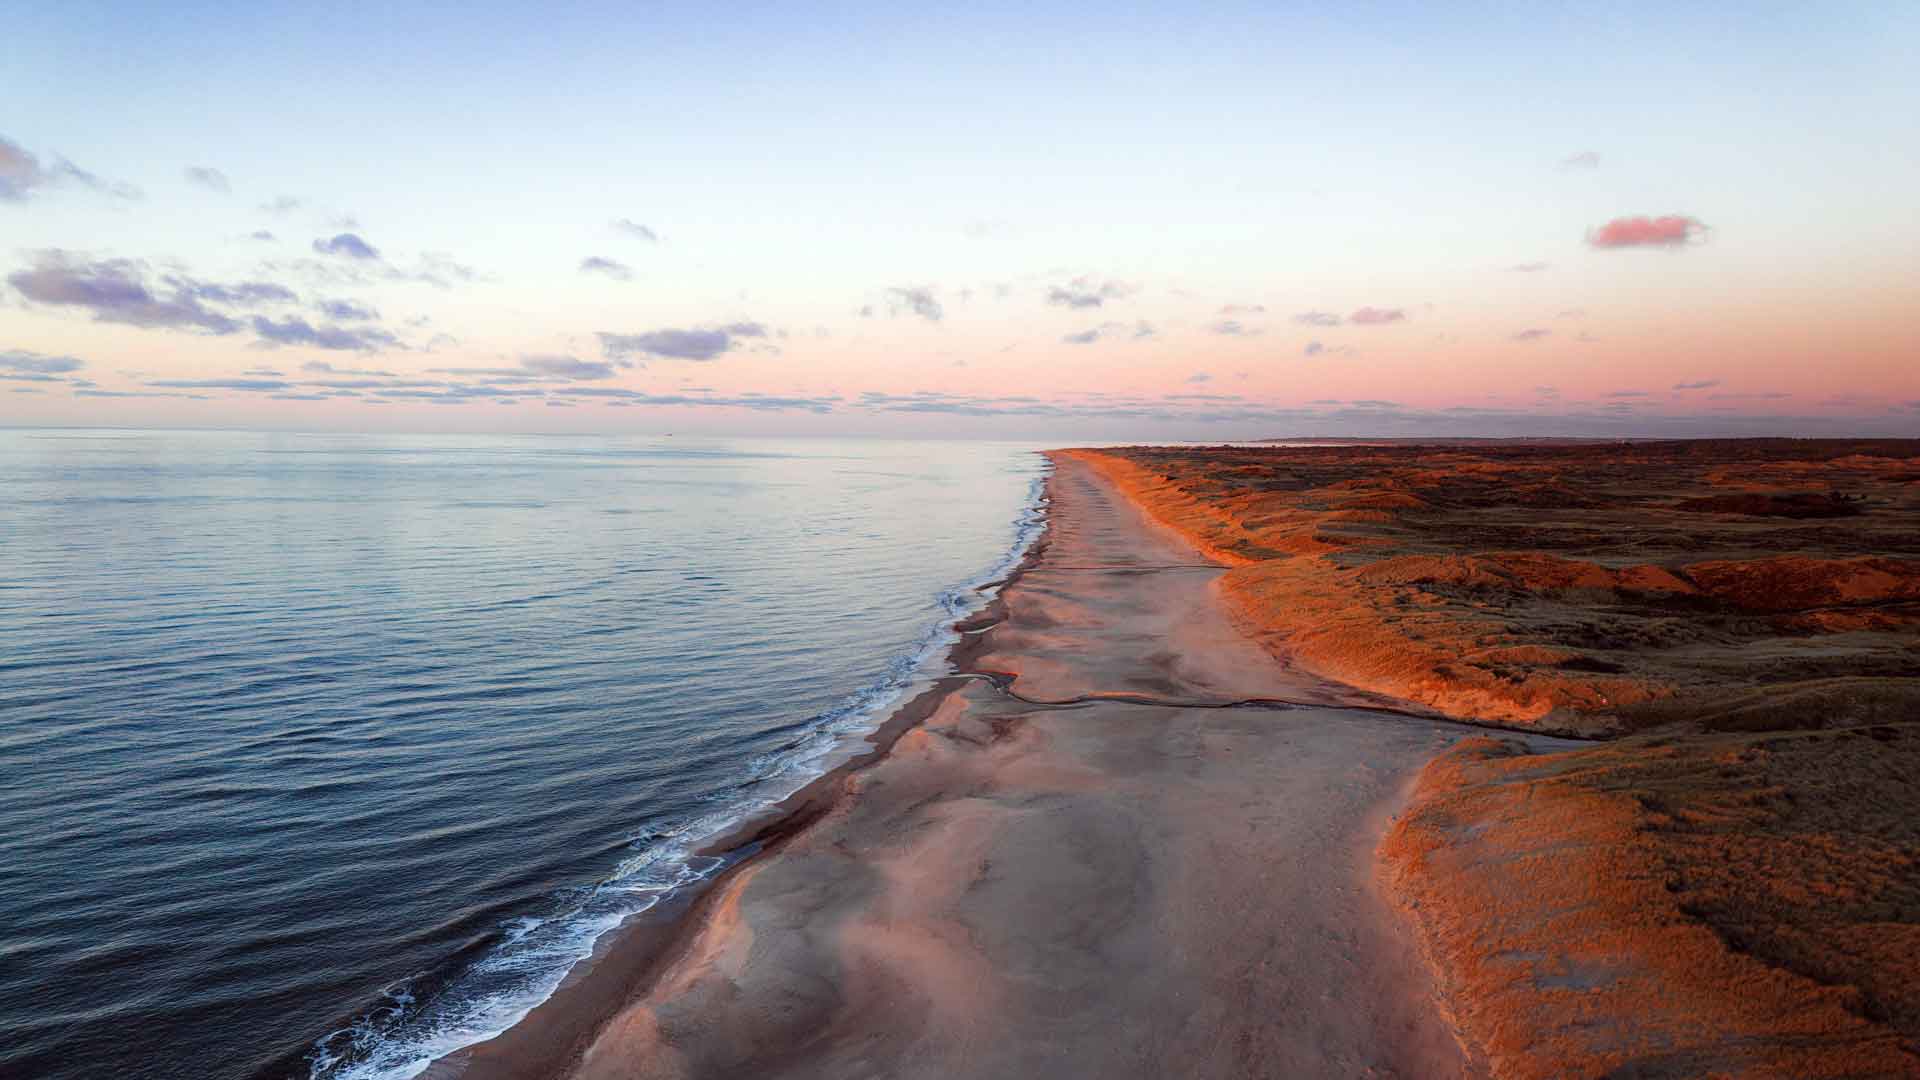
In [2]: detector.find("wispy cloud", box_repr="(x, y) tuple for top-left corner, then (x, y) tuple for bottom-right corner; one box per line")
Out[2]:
(1208, 319), (1258, 336)
(1710, 391), (1792, 401)
(612, 219), (660, 243)
(852, 389), (1337, 425)
(1292, 310), (1342, 327)
(520, 354), (614, 380)
(251, 315), (399, 351)
(552, 387), (835, 412)
(302, 360), (396, 376)
(407, 252), (482, 288)
(1561, 151), (1602, 170)
(1507, 261), (1550, 273)
(0, 135), (141, 202)
(1044, 276), (1135, 309)
(598, 322), (769, 362)
(8, 251), (403, 352)
(579, 256), (633, 281)
(1673, 379), (1721, 390)
(184, 166), (231, 193)
(1511, 328), (1550, 341)
(8, 250), (241, 334)
(1348, 306), (1405, 325)
(258, 195), (302, 215)
(261, 250), (483, 290)
(1588, 215), (1707, 249)
(1060, 320), (1154, 345)
(884, 286), (944, 321)
(316, 298), (377, 321)
(312, 233), (382, 260)
(75, 388), (212, 400)
(147, 377), (292, 392)
(0, 349), (85, 375)
(1303, 341), (1357, 359)
(172, 279), (296, 306)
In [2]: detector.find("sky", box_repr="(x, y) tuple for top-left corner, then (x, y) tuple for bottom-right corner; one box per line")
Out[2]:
(4, 1), (1918, 438)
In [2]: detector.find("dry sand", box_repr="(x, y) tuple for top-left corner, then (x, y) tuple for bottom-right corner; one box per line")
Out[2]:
(434, 453), (1539, 1079)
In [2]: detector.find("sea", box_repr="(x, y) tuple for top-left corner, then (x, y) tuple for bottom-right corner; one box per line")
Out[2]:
(0, 430), (1048, 1080)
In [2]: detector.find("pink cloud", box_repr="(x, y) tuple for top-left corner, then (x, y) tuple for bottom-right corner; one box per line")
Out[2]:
(1587, 215), (1707, 249)
(1349, 306), (1405, 325)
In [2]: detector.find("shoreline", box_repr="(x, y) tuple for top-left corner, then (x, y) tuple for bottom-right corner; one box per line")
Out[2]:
(429, 453), (1534, 1079)
(411, 479), (1060, 1080)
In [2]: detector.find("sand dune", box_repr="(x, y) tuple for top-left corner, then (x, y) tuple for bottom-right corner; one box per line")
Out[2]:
(1067, 440), (1920, 1077)
(1066, 440), (1920, 733)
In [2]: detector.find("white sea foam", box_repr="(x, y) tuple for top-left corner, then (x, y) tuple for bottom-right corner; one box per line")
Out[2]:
(306, 467), (1049, 1080)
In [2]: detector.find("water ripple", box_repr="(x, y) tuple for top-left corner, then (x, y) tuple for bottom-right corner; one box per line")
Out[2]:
(0, 431), (1047, 1080)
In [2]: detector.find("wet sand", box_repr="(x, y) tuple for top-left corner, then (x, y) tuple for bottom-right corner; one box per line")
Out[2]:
(434, 453), (1532, 1079)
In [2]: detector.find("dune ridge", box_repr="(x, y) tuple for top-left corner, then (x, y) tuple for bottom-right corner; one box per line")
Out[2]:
(1065, 441), (1920, 733)
(1068, 441), (1920, 1077)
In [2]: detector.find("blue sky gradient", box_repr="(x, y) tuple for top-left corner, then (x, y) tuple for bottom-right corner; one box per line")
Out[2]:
(4, 2), (1917, 434)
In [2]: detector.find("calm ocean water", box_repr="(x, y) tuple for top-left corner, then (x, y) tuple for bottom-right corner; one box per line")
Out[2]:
(0, 430), (1047, 1080)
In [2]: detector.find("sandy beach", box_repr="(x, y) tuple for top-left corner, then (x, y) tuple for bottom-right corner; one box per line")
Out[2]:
(427, 440), (1920, 1079)
(427, 453), (1550, 1079)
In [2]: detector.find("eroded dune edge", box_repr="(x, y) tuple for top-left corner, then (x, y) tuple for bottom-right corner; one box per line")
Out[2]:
(1068, 442), (1920, 1077)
